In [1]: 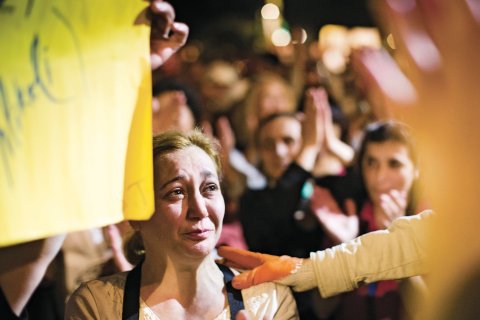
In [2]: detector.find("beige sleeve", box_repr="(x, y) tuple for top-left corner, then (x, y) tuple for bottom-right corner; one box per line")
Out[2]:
(65, 283), (100, 319)
(311, 210), (433, 298)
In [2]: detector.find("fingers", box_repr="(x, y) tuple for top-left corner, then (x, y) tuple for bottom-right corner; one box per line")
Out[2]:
(416, 0), (480, 49)
(218, 246), (304, 290)
(149, 1), (189, 70)
(390, 189), (407, 209)
(351, 48), (416, 109)
(232, 268), (260, 289)
(150, 1), (175, 39)
(217, 246), (270, 269)
(344, 198), (357, 217)
(381, 0), (442, 73)
(379, 190), (407, 222)
(220, 260), (250, 270)
(231, 257), (303, 289)
(169, 22), (189, 47)
(303, 89), (317, 123)
(302, 88), (325, 148)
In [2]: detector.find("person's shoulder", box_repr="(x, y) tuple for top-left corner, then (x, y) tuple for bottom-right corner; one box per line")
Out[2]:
(70, 271), (128, 302)
(66, 271), (129, 318)
(84, 271), (128, 290)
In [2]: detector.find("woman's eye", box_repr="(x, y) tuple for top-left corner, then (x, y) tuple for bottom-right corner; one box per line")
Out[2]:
(166, 188), (184, 199)
(389, 160), (403, 168)
(364, 158), (376, 168)
(204, 183), (219, 194)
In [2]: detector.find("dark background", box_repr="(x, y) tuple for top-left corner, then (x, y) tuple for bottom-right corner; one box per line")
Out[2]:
(168, 0), (376, 40)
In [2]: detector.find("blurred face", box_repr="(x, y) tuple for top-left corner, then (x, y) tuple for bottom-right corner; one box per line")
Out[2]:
(140, 146), (224, 260)
(258, 116), (302, 180)
(362, 141), (417, 207)
(152, 91), (195, 134)
(257, 81), (293, 119)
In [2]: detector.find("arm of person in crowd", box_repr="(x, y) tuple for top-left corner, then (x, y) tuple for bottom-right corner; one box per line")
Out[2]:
(0, 234), (66, 316)
(289, 26), (308, 102)
(103, 223), (134, 272)
(149, 0), (189, 70)
(310, 185), (359, 244)
(295, 88), (324, 172)
(218, 210), (433, 298)
(315, 88), (355, 165)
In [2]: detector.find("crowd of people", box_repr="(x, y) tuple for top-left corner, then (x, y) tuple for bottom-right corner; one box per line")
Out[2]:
(2, 0), (480, 319)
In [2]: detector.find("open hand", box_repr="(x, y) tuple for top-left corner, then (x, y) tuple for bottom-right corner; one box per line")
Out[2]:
(217, 246), (303, 290)
(310, 186), (359, 243)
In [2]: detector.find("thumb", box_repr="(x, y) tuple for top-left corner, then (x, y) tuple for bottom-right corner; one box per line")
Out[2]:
(232, 268), (259, 289)
(344, 198), (357, 217)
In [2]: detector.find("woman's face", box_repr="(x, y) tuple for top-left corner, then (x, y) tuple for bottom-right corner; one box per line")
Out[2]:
(362, 141), (417, 206)
(140, 146), (224, 260)
(258, 116), (302, 180)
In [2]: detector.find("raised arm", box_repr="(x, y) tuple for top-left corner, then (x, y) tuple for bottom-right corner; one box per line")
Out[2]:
(317, 89), (354, 165)
(149, 0), (189, 70)
(295, 88), (324, 171)
(0, 234), (65, 316)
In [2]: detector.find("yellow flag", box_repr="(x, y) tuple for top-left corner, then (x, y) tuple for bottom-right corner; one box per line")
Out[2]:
(0, 0), (154, 246)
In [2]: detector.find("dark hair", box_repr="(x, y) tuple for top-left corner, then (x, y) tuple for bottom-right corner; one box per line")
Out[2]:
(254, 111), (300, 147)
(152, 79), (203, 125)
(357, 120), (418, 168)
(356, 120), (420, 214)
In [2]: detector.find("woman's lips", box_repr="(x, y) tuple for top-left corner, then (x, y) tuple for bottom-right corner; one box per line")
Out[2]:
(184, 229), (213, 241)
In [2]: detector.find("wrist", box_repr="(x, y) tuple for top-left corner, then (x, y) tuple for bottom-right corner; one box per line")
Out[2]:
(277, 258), (317, 292)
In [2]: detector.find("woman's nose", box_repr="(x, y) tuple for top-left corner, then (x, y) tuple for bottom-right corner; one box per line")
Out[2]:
(186, 191), (209, 219)
(375, 165), (390, 185)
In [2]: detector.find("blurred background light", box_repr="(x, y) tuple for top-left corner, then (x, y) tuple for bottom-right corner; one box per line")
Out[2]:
(271, 28), (291, 47)
(261, 3), (280, 20)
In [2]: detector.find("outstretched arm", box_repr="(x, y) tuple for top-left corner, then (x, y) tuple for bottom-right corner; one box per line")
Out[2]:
(218, 210), (433, 297)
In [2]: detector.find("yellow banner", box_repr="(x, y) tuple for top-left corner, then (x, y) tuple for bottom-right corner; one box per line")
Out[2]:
(0, 0), (154, 246)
